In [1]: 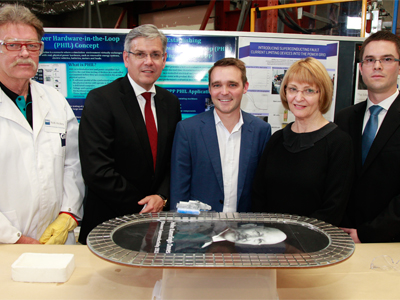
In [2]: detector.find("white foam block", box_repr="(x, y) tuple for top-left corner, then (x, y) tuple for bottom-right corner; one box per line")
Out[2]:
(11, 253), (75, 283)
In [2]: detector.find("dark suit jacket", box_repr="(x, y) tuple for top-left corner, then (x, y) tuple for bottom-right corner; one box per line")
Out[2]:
(335, 94), (400, 242)
(78, 75), (181, 244)
(170, 109), (271, 212)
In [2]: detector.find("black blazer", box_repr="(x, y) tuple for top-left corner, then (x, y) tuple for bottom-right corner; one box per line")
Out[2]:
(78, 75), (181, 244)
(335, 94), (400, 242)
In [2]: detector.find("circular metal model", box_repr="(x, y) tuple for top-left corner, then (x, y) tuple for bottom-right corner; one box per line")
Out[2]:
(87, 212), (355, 268)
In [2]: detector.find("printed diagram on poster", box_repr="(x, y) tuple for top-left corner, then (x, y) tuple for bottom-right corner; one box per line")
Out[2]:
(36, 63), (68, 96)
(238, 37), (339, 133)
(36, 33), (126, 120)
(353, 42), (368, 105)
(354, 63), (369, 104)
(37, 31), (235, 121)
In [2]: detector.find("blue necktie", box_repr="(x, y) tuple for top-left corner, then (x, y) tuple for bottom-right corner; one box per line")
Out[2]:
(362, 105), (384, 164)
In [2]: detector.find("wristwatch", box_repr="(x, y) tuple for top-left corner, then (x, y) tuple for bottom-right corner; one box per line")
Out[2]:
(157, 194), (168, 207)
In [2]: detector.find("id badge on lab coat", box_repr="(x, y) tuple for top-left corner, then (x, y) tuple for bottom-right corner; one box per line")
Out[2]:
(44, 119), (66, 133)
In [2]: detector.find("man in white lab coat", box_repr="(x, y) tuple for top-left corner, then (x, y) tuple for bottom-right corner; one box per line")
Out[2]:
(0, 4), (84, 244)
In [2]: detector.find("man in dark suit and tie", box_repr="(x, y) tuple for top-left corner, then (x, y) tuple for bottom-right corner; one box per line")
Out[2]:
(335, 31), (400, 243)
(78, 25), (181, 244)
(170, 58), (271, 212)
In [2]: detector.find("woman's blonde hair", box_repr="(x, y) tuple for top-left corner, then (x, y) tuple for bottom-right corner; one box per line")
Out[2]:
(280, 57), (333, 114)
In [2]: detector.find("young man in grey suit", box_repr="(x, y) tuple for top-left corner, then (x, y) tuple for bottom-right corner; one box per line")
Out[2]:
(335, 31), (400, 243)
(79, 25), (181, 244)
(170, 58), (271, 212)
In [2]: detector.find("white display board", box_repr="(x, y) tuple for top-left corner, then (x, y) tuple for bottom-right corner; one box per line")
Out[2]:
(238, 37), (339, 133)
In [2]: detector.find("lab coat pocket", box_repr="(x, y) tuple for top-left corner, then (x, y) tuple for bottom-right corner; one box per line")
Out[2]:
(49, 132), (66, 157)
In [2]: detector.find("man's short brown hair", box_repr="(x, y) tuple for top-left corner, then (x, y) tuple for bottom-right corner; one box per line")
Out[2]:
(360, 30), (400, 60)
(208, 58), (247, 86)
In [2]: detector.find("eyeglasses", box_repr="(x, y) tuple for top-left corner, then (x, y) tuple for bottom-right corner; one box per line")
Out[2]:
(361, 57), (400, 66)
(0, 39), (44, 56)
(127, 51), (164, 61)
(286, 87), (319, 97)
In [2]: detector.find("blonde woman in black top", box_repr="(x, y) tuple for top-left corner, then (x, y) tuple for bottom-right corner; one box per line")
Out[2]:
(252, 57), (353, 226)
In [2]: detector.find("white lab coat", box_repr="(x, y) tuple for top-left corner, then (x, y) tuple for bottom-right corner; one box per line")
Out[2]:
(0, 80), (84, 244)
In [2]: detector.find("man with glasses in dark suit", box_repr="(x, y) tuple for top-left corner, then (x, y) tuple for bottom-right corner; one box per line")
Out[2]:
(78, 25), (181, 244)
(335, 31), (400, 243)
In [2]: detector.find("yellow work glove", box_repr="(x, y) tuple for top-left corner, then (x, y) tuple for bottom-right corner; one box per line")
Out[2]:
(39, 213), (78, 245)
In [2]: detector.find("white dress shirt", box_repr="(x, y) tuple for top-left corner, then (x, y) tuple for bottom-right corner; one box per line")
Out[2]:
(214, 109), (244, 212)
(127, 74), (158, 129)
(362, 90), (399, 135)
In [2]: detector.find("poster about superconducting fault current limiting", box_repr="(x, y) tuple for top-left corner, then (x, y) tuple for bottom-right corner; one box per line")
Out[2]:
(36, 32), (235, 121)
(238, 37), (339, 134)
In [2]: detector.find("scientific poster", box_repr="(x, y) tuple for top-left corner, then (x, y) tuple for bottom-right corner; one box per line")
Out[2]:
(36, 32), (126, 119)
(157, 35), (235, 119)
(37, 31), (235, 120)
(238, 37), (339, 133)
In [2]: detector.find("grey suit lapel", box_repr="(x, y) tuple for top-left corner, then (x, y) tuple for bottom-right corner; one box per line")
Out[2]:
(200, 110), (224, 193)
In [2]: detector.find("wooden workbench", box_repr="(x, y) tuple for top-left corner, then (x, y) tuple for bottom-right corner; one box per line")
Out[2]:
(1, 243), (399, 299)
